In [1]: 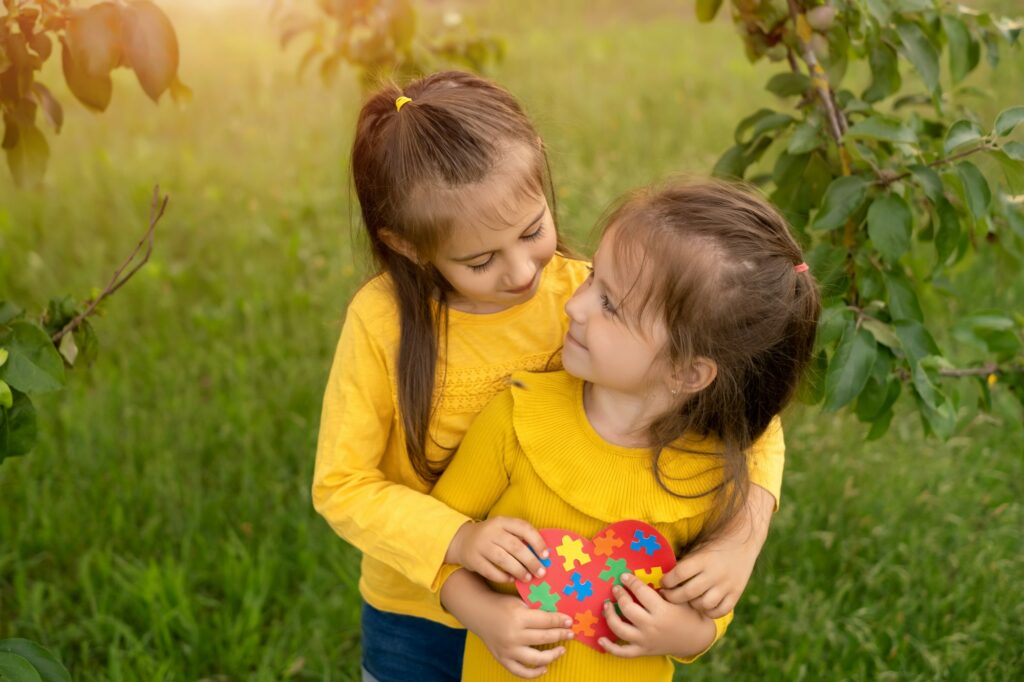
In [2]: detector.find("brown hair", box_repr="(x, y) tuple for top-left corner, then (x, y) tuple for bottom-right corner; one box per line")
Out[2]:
(602, 179), (820, 547)
(351, 71), (567, 484)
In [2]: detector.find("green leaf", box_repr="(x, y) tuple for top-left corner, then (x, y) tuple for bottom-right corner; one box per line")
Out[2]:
(811, 175), (869, 231)
(867, 193), (912, 262)
(861, 317), (902, 350)
(911, 164), (944, 204)
(955, 161), (991, 218)
(696, 0), (724, 23)
(884, 269), (924, 322)
(847, 116), (918, 145)
(896, 20), (940, 94)
(713, 145), (747, 180)
(0, 640), (71, 682)
(766, 73), (810, 97)
(934, 198), (960, 264)
(894, 319), (940, 363)
(0, 322), (65, 394)
(866, 408), (895, 440)
(0, 652), (44, 682)
(73, 320), (99, 368)
(943, 119), (983, 156)
(0, 381), (11, 410)
(824, 325), (878, 411)
(1004, 141), (1024, 162)
(856, 376), (901, 422)
(994, 106), (1024, 137)
(60, 37), (112, 112)
(864, 0), (892, 23)
(941, 15), (974, 85)
(121, 0), (181, 102)
(863, 43), (901, 103)
(0, 349), (7, 369)
(787, 121), (822, 155)
(0, 303), (24, 325)
(989, 150), (1024, 193)
(0, 390), (37, 461)
(5, 123), (49, 189)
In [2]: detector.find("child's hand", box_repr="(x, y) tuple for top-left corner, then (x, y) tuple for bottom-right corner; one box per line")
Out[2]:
(447, 517), (550, 583)
(660, 485), (775, 617)
(598, 573), (716, 659)
(475, 595), (574, 679)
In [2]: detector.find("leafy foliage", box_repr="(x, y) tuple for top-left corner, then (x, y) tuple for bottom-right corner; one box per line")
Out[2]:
(0, 0), (187, 186)
(273, 0), (505, 91)
(0, 639), (71, 682)
(700, 0), (1024, 440)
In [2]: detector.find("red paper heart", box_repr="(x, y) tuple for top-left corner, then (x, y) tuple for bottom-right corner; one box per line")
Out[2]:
(515, 520), (677, 652)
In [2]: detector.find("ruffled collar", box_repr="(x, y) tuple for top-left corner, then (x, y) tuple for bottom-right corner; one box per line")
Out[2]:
(510, 371), (724, 523)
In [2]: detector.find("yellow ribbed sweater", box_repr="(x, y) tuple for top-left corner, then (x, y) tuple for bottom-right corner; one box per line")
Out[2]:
(313, 253), (784, 628)
(431, 371), (784, 681)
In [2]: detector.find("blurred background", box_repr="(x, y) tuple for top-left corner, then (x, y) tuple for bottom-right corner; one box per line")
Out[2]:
(1, 0), (1022, 680)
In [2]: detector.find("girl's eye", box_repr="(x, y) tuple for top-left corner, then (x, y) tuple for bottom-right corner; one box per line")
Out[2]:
(601, 295), (617, 315)
(469, 256), (495, 272)
(521, 224), (545, 242)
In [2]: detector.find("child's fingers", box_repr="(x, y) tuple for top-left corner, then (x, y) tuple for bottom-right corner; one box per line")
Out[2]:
(512, 644), (566, 669)
(500, 658), (549, 680)
(619, 573), (664, 611)
(520, 607), (573, 631)
(472, 559), (514, 584)
(598, 636), (643, 659)
(486, 545), (533, 582)
(499, 533), (547, 580)
(661, 573), (711, 604)
(611, 584), (649, 625)
(691, 587), (725, 615)
(524, 626), (574, 646)
(661, 556), (703, 588)
(501, 518), (549, 572)
(603, 600), (642, 642)
(704, 597), (734, 619)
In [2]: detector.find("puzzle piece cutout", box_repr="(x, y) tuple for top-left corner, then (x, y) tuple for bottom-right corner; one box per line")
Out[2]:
(527, 582), (561, 612)
(527, 545), (553, 568)
(593, 529), (624, 557)
(573, 609), (598, 637)
(556, 535), (592, 571)
(634, 566), (664, 589)
(564, 572), (593, 601)
(598, 557), (630, 587)
(630, 530), (661, 556)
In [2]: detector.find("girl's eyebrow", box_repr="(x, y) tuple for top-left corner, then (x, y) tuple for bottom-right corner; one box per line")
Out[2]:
(451, 206), (547, 262)
(591, 254), (623, 305)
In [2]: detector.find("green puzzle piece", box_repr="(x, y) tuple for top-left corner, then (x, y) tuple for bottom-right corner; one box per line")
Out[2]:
(599, 557), (630, 587)
(527, 582), (562, 612)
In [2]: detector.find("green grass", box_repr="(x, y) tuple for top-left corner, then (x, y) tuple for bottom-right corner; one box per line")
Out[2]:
(1, 1), (1023, 680)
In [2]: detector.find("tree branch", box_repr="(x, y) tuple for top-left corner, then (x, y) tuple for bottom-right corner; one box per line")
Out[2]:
(873, 143), (998, 188)
(51, 185), (168, 344)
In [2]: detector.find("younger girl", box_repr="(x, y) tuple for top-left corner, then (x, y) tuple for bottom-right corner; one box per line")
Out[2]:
(312, 72), (786, 682)
(431, 179), (820, 680)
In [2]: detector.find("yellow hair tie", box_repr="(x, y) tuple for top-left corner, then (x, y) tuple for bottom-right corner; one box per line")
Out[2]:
(395, 96), (412, 112)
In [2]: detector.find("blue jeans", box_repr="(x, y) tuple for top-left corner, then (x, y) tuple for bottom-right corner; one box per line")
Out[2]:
(360, 601), (466, 682)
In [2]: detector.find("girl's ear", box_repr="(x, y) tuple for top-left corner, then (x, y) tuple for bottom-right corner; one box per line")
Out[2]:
(671, 357), (718, 395)
(379, 229), (421, 264)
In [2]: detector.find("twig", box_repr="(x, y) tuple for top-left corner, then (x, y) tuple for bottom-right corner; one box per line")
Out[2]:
(874, 143), (998, 187)
(51, 185), (168, 344)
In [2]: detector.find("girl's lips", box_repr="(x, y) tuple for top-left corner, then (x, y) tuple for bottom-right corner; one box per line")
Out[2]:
(566, 331), (587, 350)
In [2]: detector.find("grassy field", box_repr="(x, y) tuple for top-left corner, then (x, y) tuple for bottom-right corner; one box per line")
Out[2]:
(1, 1), (1022, 680)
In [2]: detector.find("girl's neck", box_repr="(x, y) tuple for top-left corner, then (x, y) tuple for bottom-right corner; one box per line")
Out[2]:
(582, 382), (671, 448)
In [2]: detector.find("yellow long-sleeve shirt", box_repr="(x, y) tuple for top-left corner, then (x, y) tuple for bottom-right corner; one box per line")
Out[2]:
(431, 370), (784, 681)
(313, 253), (784, 627)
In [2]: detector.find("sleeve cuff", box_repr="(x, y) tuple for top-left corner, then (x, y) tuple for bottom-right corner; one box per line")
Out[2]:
(672, 610), (733, 664)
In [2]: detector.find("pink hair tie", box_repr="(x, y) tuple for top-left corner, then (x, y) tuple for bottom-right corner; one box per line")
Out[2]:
(794, 262), (809, 273)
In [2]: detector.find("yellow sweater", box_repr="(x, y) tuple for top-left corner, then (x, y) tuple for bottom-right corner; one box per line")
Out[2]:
(431, 371), (784, 681)
(313, 253), (784, 627)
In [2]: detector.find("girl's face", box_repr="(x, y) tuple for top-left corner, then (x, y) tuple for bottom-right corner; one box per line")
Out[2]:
(430, 160), (557, 314)
(562, 228), (669, 396)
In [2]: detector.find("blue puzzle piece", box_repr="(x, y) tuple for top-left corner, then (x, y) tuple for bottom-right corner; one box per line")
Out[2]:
(630, 530), (661, 556)
(563, 572), (593, 602)
(528, 545), (552, 568)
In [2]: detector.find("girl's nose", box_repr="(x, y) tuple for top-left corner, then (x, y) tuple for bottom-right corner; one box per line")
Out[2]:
(509, 256), (537, 290)
(565, 288), (584, 322)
